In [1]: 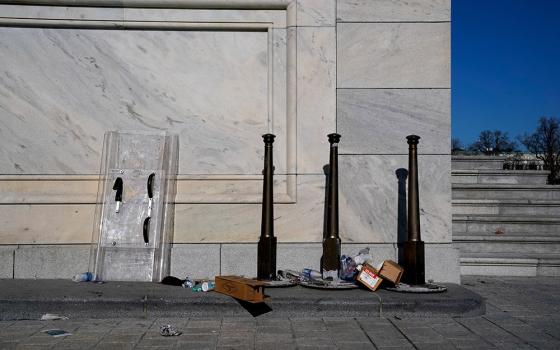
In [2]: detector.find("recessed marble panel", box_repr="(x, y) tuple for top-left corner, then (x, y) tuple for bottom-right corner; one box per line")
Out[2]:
(337, 23), (450, 88)
(0, 27), (279, 174)
(296, 0), (335, 26)
(0, 204), (94, 244)
(174, 174), (325, 243)
(339, 155), (451, 243)
(337, 0), (450, 22)
(297, 27), (336, 174)
(337, 89), (450, 154)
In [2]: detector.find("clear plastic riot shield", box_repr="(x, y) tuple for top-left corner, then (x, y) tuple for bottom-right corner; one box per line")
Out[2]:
(89, 131), (178, 281)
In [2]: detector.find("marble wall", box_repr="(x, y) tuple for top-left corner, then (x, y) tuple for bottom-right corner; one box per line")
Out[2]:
(0, 0), (455, 281)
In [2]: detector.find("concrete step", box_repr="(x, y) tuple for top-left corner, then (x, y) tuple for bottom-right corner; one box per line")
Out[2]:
(0, 279), (485, 320)
(452, 199), (560, 216)
(453, 215), (560, 235)
(452, 184), (560, 200)
(460, 253), (560, 276)
(454, 235), (560, 255)
(452, 156), (506, 170)
(452, 170), (549, 185)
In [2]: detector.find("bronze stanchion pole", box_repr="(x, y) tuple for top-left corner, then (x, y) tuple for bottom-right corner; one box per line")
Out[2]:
(403, 134), (425, 285)
(322, 133), (341, 280)
(257, 133), (277, 280)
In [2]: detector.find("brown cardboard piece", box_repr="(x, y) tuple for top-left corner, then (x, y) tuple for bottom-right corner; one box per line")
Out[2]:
(378, 260), (404, 285)
(214, 276), (269, 303)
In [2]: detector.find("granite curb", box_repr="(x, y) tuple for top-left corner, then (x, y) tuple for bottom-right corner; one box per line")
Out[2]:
(0, 279), (484, 320)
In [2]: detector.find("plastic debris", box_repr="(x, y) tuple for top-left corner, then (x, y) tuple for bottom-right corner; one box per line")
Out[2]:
(182, 277), (194, 288)
(72, 272), (94, 282)
(40, 313), (69, 321)
(354, 248), (374, 266)
(301, 268), (322, 280)
(340, 255), (358, 281)
(202, 281), (215, 292)
(160, 324), (182, 337)
(42, 329), (72, 337)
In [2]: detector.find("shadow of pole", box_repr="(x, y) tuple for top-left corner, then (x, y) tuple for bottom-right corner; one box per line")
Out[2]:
(396, 168), (408, 266)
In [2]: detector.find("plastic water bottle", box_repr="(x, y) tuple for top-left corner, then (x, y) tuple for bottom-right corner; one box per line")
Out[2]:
(72, 272), (93, 282)
(301, 268), (322, 280)
(202, 281), (215, 292)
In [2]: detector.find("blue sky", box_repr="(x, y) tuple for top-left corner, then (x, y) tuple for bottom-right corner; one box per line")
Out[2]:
(452, 0), (560, 147)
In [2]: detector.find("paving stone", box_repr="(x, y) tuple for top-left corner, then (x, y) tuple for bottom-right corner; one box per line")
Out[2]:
(217, 337), (254, 347)
(255, 343), (297, 350)
(296, 337), (336, 347)
(332, 331), (370, 343)
(186, 320), (221, 328)
(255, 333), (294, 343)
(182, 327), (220, 335)
(94, 343), (135, 350)
(337, 343), (375, 350)
(0, 342), (17, 350)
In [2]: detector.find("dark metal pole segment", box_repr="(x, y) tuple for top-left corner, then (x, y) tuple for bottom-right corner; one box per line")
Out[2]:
(403, 134), (425, 285)
(322, 133), (341, 280)
(257, 133), (277, 280)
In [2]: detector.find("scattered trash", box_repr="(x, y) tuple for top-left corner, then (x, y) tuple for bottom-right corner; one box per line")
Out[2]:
(42, 329), (72, 337)
(72, 272), (94, 282)
(161, 276), (185, 286)
(182, 277), (194, 289)
(356, 263), (383, 291)
(340, 255), (358, 281)
(202, 281), (215, 292)
(354, 248), (374, 266)
(40, 313), (68, 321)
(160, 324), (182, 337)
(377, 260), (404, 285)
(301, 268), (322, 280)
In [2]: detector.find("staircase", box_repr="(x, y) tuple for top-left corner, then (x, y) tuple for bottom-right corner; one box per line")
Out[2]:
(452, 156), (560, 276)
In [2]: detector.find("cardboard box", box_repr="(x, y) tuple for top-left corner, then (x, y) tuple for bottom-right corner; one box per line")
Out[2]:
(214, 276), (269, 303)
(356, 263), (383, 292)
(378, 260), (404, 285)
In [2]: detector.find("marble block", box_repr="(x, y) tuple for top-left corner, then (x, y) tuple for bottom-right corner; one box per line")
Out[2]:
(297, 0), (336, 26)
(170, 244), (220, 279)
(297, 27), (336, 174)
(337, 0), (450, 22)
(0, 246), (15, 278)
(14, 244), (90, 279)
(339, 155), (451, 243)
(221, 244), (257, 277)
(0, 27), (287, 174)
(337, 89), (450, 155)
(337, 23), (450, 88)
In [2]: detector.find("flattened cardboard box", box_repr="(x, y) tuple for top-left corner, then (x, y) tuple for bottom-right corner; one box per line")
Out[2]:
(356, 263), (383, 292)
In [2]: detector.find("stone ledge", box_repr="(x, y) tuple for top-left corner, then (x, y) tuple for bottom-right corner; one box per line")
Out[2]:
(0, 279), (484, 320)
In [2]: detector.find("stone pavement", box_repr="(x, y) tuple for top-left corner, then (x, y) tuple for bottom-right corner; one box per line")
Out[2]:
(1, 276), (559, 349)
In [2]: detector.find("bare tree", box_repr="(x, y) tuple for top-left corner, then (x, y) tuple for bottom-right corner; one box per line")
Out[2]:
(469, 130), (517, 154)
(519, 117), (560, 184)
(451, 138), (464, 154)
